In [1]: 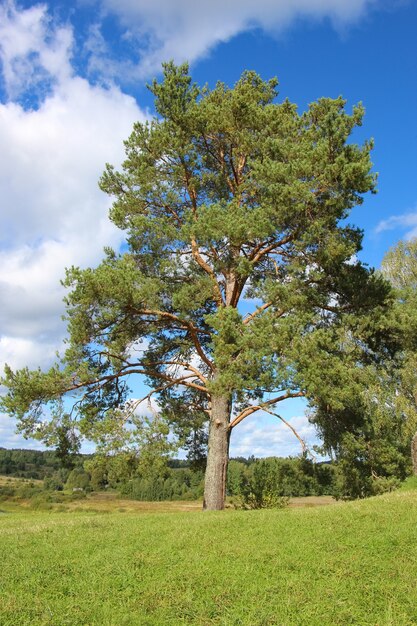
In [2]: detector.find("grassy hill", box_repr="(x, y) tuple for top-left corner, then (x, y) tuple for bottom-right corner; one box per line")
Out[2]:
(1, 488), (416, 625)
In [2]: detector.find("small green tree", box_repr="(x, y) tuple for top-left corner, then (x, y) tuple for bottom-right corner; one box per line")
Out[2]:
(226, 460), (246, 497)
(1, 63), (391, 510)
(240, 458), (290, 509)
(66, 467), (91, 491)
(84, 411), (177, 487)
(44, 471), (65, 491)
(310, 360), (411, 498)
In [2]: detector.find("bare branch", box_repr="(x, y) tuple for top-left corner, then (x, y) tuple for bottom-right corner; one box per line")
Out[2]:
(243, 302), (273, 325)
(142, 359), (208, 384)
(249, 233), (294, 264)
(228, 391), (304, 429)
(191, 239), (225, 307)
(263, 407), (317, 461)
(262, 407), (306, 455)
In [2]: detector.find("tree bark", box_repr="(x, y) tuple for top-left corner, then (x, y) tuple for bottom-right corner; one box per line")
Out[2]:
(203, 394), (231, 510)
(411, 430), (417, 475)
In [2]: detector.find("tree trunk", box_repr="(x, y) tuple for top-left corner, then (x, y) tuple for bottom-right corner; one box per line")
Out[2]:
(412, 431), (417, 475)
(203, 394), (231, 510)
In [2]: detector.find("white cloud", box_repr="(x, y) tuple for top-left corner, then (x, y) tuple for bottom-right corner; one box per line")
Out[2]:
(0, 414), (46, 450)
(375, 208), (417, 239)
(230, 413), (320, 458)
(0, 0), (73, 101)
(0, 335), (60, 373)
(0, 3), (147, 377)
(94, 0), (377, 79)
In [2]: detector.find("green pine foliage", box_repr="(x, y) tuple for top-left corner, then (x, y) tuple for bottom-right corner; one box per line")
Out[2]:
(1, 63), (394, 506)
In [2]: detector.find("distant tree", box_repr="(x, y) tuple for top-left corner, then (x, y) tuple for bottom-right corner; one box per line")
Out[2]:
(230, 456), (337, 502)
(240, 458), (290, 508)
(0, 448), (68, 479)
(309, 339), (413, 499)
(44, 471), (65, 491)
(84, 453), (135, 489)
(66, 467), (91, 491)
(381, 238), (417, 473)
(381, 239), (417, 290)
(308, 240), (417, 497)
(226, 460), (246, 497)
(1, 63), (391, 509)
(88, 465), (108, 491)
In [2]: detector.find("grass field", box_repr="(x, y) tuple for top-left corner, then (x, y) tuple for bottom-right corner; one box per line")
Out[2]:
(1, 487), (416, 625)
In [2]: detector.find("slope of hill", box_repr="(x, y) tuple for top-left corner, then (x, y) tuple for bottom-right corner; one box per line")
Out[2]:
(1, 487), (416, 625)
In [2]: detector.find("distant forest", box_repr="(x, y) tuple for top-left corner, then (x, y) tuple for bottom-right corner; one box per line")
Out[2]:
(0, 447), (342, 504)
(0, 447), (87, 479)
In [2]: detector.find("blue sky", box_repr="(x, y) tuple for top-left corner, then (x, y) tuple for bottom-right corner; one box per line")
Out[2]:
(0, 0), (416, 456)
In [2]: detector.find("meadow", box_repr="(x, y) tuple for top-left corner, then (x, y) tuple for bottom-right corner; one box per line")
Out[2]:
(1, 483), (417, 625)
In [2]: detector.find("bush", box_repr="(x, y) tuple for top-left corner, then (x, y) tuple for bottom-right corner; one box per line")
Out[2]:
(65, 468), (91, 491)
(239, 459), (291, 509)
(370, 476), (401, 495)
(15, 483), (44, 499)
(0, 486), (16, 498)
(227, 457), (337, 500)
(44, 473), (65, 491)
(29, 495), (54, 510)
(119, 467), (204, 501)
(68, 490), (87, 501)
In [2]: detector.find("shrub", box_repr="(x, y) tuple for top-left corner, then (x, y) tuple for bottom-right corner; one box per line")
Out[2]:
(65, 468), (91, 491)
(29, 495), (54, 510)
(44, 473), (65, 491)
(15, 484), (44, 499)
(0, 486), (15, 498)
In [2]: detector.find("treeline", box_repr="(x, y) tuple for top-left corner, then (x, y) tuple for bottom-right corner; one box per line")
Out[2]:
(120, 457), (338, 503)
(0, 447), (403, 504)
(0, 448), (338, 500)
(0, 447), (87, 479)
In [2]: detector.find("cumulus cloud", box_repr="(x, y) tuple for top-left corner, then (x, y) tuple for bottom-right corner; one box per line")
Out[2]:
(0, 414), (45, 449)
(0, 0), (73, 102)
(93, 0), (377, 79)
(230, 413), (319, 458)
(0, 3), (146, 377)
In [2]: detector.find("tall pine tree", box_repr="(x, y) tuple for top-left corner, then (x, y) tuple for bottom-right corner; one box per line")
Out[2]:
(1, 63), (390, 509)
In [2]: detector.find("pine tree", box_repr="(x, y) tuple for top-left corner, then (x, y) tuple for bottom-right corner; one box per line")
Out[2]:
(1, 63), (390, 509)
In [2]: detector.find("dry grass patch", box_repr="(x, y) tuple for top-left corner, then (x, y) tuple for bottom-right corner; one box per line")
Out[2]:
(64, 492), (203, 513)
(0, 475), (42, 486)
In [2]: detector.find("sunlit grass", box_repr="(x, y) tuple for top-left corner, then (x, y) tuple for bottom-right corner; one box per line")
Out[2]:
(1, 488), (417, 625)
(399, 475), (417, 491)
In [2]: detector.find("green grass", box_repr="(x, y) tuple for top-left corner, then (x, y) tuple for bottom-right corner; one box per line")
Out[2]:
(399, 475), (417, 491)
(1, 490), (417, 625)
